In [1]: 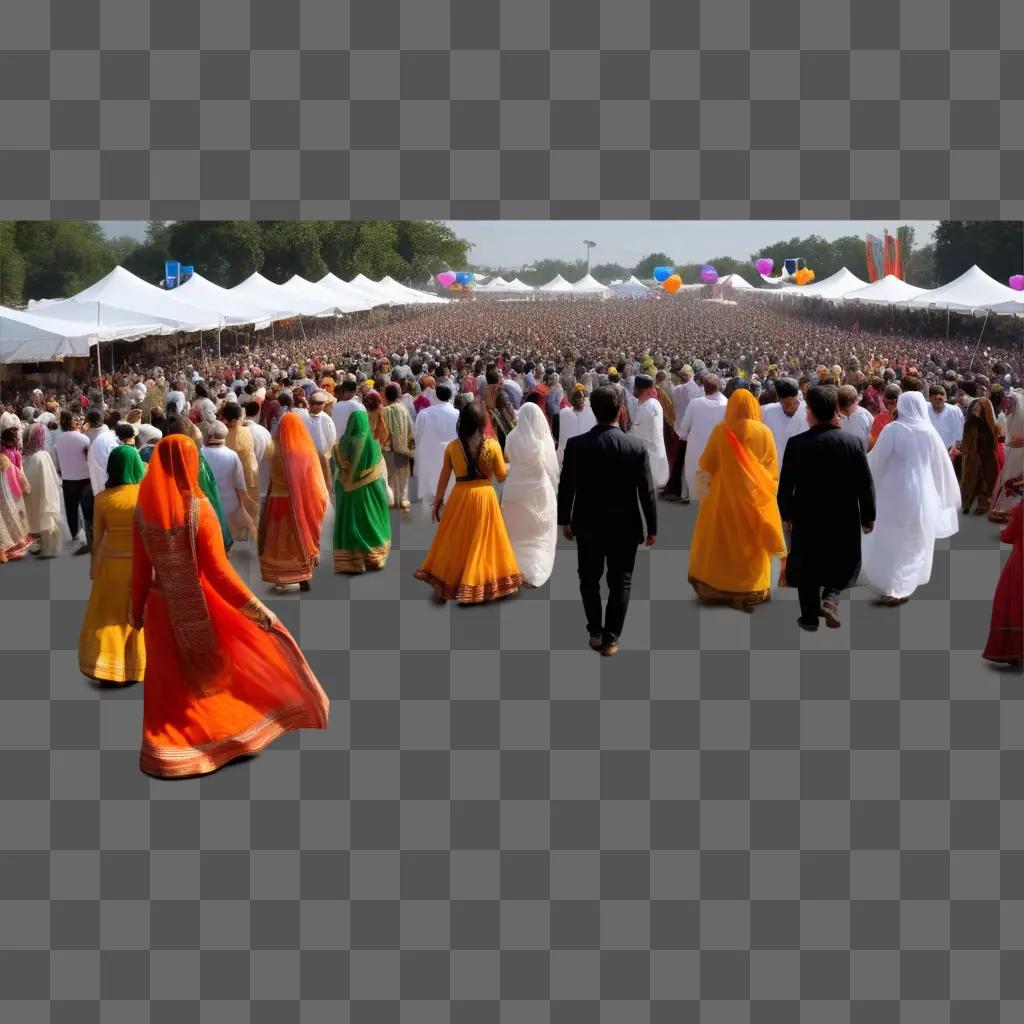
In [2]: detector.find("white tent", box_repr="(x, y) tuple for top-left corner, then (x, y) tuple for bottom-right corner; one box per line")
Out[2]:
(283, 274), (369, 314)
(571, 274), (612, 295)
(789, 267), (868, 299)
(173, 272), (287, 329)
(0, 306), (111, 363)
(318, 273), (389, 309)
(379, 276), (450, 304)
(32, 266), (221, 334)
(718, 274), (755, 290)
(347, 274), (404, 306)
(477, 276), (510, 292)
(901, 265), (1023, 313)
(842, 275), (926, 305)
(538, 274), (575, 293)
(983, 297), (1024, 316)
(610, 276), (650, 297)
(230, 273), (339, 317)
(504, 279), (535, 292)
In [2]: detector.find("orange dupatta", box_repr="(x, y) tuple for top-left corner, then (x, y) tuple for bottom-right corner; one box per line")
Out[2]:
(275, 412), (329, 563)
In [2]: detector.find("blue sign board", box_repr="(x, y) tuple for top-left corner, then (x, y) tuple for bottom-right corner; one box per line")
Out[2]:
(164, 261), (181, 289)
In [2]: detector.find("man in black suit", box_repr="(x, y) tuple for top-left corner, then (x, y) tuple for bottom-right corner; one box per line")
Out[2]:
(777, 385), (876, 632)
(557, 385), (657, 656)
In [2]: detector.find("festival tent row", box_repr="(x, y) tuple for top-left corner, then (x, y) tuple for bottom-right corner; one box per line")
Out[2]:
(0, 306), (124, 364)
(609, 276), (651, 297)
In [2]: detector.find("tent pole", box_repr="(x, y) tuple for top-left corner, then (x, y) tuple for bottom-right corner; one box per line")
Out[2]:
(218, 319), (222, 360)
(969, 310), (990, 371)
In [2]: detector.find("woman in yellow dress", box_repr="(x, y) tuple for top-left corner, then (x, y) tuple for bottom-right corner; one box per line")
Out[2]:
(688, 387), (787, 610)
(414, 401), (522, 604)
(79, 444), (147, 683)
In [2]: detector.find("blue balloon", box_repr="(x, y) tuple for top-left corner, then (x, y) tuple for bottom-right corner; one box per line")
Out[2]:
(653, 266), (671, 283)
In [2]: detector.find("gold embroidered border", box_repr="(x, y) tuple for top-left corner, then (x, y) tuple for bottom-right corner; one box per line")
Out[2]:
(689, 576), (772, 609)
(413, 569), (522, 603)
(333, 542), (390, 574)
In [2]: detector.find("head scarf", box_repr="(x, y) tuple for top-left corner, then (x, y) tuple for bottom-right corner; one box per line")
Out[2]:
(334, 407), (384, 492)
(504, 401), (558, 494)
(26, 422), (48, 456)
(106, 444), (146, 488)
(138, 434), (201, 531)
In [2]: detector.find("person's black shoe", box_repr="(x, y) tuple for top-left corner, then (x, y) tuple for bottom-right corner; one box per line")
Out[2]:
(589, 635), (603, 651)
(797, 617), (818, 632)
(299, 580), (311, 592)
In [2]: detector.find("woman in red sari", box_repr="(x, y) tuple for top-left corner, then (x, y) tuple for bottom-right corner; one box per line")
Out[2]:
(131, 435), (329, 778)
(258, 412), (329, 592)
(982, 488), (1023, 667)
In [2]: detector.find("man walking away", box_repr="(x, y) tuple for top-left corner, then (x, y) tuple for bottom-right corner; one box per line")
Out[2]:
(557, 385), (657, 657)
(777, 385), (875, 632)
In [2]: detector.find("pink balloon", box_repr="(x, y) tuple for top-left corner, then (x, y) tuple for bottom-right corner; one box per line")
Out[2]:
(1009, 274), (1024, 291)
(437, 272), (456, 287)
(755, 258), (773, 275)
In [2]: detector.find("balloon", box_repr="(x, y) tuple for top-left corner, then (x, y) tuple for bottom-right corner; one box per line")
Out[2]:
(755, 258), (773, 275)
(794, 268), (815, 286)
(653, 266), (672, 283)
(663, 275), (682, 294)
(1010, 274), (1024, 291)
(438, 271), (456, 287)
(699, 265), (718, 284)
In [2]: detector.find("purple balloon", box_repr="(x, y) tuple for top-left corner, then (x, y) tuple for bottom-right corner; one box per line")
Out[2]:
(1010, 274), (1024, 291)
(755, 258), (773, 276)
(700, 265), (718, 284)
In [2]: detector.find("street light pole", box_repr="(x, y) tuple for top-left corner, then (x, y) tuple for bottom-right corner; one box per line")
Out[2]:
(583, 240), (596, 274)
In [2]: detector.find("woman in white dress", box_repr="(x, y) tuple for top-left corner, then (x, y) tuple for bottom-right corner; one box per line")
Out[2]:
(501, 402), (559, 588)
(989, 390), (1024, 524)
(23, 422), (64, 558)
(860, 391), (960, 604)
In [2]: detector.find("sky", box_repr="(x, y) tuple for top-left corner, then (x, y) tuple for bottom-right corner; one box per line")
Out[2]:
(100, 220), (939, 270)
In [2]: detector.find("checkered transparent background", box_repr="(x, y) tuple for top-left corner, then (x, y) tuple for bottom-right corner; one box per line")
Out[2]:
(1, 0), (1023, 219)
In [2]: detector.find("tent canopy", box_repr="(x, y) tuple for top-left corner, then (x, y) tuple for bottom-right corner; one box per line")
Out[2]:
(538, 274), (574, 293)
(610, 276), (651, 297)
(283, 274), (370, 314)
(790, 267), (868, 299)
(842, 274), (926, 305)
(0, 306), (112, 363)
(504, 278), (534, 292)
(319, 273), (389, 308)
(901, 265), (1023, 312)
(379, 276), (449, 304)
(718, 274), (755, 290)
(173, 272), (286, 328)
(572, 274), (611, 294)
(229, 273), (338, 317)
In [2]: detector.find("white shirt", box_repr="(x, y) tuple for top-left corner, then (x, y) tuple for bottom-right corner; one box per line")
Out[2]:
(762, 401), (810, 462)
(631, 397), (670, 488)
(88, 429), (121, 494)
(678, 392), (728, 497)
(54, 430), (90, 481)
(556, 404), (597, 464)
(244, 419), (273, 494)
(928, 402), (964, 449)
(840, 406), (874, 448)
(671, 380), (702, 437)
(413, 400), (459, 504)
(331, 398), (363, 439)
(201, 444), (246, 517)
(298, 409), (338, 454)
(400, 393), (418, 421)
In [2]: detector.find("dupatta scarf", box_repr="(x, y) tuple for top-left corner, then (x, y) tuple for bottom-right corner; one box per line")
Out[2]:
(275, 412), (329, 557)
(333, 408), (384, 493)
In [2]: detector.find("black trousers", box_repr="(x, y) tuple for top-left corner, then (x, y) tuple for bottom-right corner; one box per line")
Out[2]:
(576, 536), (639, 645)
(797, 581), (841, 623)
(62, 479), (93, 544)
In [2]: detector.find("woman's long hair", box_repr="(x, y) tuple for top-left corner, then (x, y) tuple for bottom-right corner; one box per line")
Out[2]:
(456, 401), (487, 478)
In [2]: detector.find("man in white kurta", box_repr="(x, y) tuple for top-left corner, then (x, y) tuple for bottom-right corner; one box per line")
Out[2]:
(242, 401), (274, 496)
(677, 376), (727, 499)
(630, 375), (670, 489)
(556, 389), (597, 466)
(201, 422), (250, 538)
(413, 384), (459, 506)
(761, 377), (809, 464)
(87, 424), (123, 496)
(927, 384), (964, 453)
(330, 381), (363, 439)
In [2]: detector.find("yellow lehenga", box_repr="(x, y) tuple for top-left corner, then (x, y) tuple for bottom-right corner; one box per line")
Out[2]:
(414, 437), (522, 603)
(79, 483), (146, 683)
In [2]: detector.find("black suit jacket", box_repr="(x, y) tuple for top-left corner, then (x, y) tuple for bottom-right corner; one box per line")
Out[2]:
(777, 423), (876, 587)
(557, 424), (657, 545)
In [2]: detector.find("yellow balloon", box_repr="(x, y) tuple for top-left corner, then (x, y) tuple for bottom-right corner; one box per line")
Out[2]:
(663, 275), (682, 294)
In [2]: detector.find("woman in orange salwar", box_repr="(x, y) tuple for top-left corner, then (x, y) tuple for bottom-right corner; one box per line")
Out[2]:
(688, 387), (787, 610)
(414, 401), (522, 604)
(257, 411), (329, 593)
(131, 435), (329, 778)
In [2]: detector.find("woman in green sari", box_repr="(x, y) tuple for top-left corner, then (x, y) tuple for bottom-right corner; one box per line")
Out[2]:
(331, 407), (392, 573)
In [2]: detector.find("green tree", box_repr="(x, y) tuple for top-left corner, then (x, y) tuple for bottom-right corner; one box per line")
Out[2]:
(258, 222), (328, 283)
(122, 221), (174, 285)
(632, 252), (674, 280)
(395, 221), (473, 284)
(0, 222), (26, 305)
(160, 222), (264, 286)
(932, 221), (1024, 285)
(351, 222), (408, 279)
(13, 222), (116, 300)
(590, 262), (629, 283)
(317, 222), (361, 281)
(517, 258), (587, 286)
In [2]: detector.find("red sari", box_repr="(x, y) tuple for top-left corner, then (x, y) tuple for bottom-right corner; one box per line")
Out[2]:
(258, 412), (329, 585)
(983, 501), (1023, 666)
(131, 436), (329, 777)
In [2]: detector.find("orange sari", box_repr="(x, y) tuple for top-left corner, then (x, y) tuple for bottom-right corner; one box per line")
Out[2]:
(258, 412), (329, 585)
(131, 436), (329, 778)
(688, 389), (786, 608)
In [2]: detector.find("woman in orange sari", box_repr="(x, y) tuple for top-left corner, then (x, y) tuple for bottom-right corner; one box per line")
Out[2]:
(258, 412), (329, 593)
(688, 387), (787, 610)
(130, 435), (329, 778)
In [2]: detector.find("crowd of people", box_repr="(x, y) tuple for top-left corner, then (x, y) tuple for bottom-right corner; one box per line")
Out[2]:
(0, 292), (1020, 776)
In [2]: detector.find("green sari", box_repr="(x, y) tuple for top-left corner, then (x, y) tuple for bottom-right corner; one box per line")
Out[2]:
(331, 408), (392, 573)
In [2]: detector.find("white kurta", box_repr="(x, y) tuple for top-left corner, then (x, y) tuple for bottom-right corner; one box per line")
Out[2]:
(928, 403), (964, 450)
(23, 448), (64, 555)
(839, 406), (873, 448)
(632, 397), (670, 488)
(556, 405), (597, 466)
(298, 409), (338, 454)
(201, 445), (247, 518)
(87, 429), (120, 495)
(860, 392), (961, 600)
(671, 380), (702, 438)
(502, 403), (559, 587)
(413, 401), (459, 505)
(761, 401), (810, 463)
(244, 420), (273, 495)
(678, 393), (727, 498)
(330, 398), (363, 439)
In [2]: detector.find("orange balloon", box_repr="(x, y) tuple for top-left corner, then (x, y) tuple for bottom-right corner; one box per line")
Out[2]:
(663, 275), (682, 294)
